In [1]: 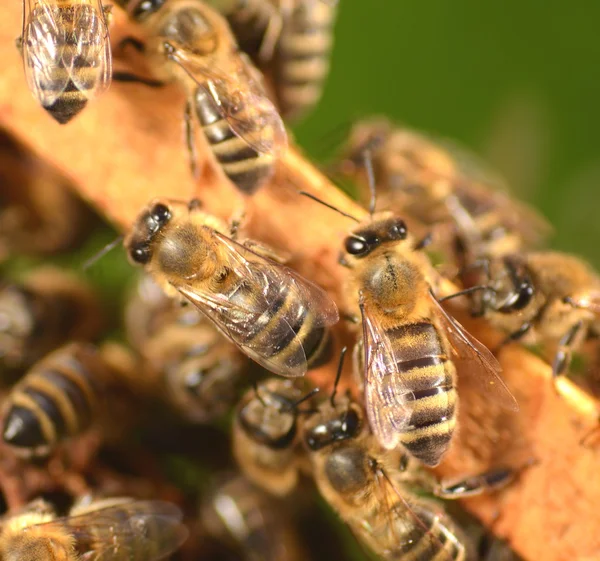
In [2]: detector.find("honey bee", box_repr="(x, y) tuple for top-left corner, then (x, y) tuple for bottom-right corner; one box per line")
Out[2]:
(125, 275), (247, 423)
(200, 474), (305, 561)
(337, 118), (550, 266)
(19, 0), (112, 124)
(457, 251), (600, 378)
(116, 0), (287, 194)
(232, 377), (315, 496)
(215, 0), (338, 121)
(300, 191), (517, 466)
(0, 496), (188, 561)
(0, 267), (103, 379)
(300, 352), (469, 561)
(125, 199), (338, 378)
(1, 342), (115, 458)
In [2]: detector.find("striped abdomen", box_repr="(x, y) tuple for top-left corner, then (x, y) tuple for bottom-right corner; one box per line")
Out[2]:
(275, 2), (336, 121)
(224, 266), (333, 373)
(225, 0), (273, 59)
(388, 321), (457, 466)
(194, 87), (276, 194)
(2, 343), (104, 457)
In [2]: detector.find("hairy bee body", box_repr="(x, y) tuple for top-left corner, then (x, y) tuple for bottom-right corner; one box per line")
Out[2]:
(300, 392), (467, 561)
(125, 200), (337, 378)
(0, 497), (187, 561)
(2, 342), (107, 457)
(232, 378), (304, 495)
(117, 0), (286, 194)
(0, 268), (102, 377)
(20, 0), (112, 124)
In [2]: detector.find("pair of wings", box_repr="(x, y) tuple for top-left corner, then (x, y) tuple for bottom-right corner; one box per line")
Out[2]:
(13, 500), (187, 561)
(21, 0), (112, 106)
(361, 290), (518, 450)
(166, 41), (287, 156)
(174, 231), (339, 378)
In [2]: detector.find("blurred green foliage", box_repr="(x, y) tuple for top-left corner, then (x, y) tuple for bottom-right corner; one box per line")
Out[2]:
(295, 0), (600, 266)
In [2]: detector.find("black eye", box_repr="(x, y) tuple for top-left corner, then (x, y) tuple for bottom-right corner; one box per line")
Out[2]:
(130, 244), (151, 264)
(345, 236), (367, 255)
(151, 203), (171, 225)
(513, 280), (534, 310)
(388, 219), (407, 240)
(342, 408), (361, 437)
(133, 0), (165, 18)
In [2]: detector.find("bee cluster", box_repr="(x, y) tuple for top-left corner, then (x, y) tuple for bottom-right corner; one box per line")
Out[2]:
(0, 1), (598, 561)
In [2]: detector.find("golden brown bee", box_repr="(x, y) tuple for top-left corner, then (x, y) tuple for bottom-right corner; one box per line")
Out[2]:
(337, 118), (550, 266)
(0, 496), (187, 561)
(0, 267), (103, 378)
(19, 0), (112, 123)
(116, 0), (287, 194)
(125, 199), (338, 378)
(460, 251), (600, 378)
(0, 130), (97, 260)
(232, 378), (310, 496)
(1, 342), (114, 457)
(200, 474), (305, 561)
(216, 0), (338, 121)
(125, 275), (247, 422)
(300, 377), (468, 561)
(300, 191), (516, 466)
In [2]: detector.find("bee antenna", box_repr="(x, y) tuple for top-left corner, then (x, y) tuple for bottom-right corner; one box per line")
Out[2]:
(162, 42), (201, 87)
(363, 149), (377, 217)
(330, 346), (347, 407)
(297, 191), (360, 223)
(286, 388), (320, 411)
(82, 235), (124, 271)
(252, 381), (268, 408)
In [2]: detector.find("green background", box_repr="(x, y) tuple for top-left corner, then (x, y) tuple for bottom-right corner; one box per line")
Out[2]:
(295, 0), (600, 266)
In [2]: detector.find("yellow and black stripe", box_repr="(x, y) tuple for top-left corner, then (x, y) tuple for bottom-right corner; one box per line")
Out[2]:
(2, 343), (103, 457)
(386, 321), (457, 467)
(223, 264), (333, 372)
(275, 1), (336, 121)
(195, 88), (276, 194)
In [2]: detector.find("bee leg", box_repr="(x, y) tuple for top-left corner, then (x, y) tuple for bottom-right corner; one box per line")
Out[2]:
(184, 99), (200, 180)
(413, 232), (433, 251)
(112, 71), (164, 88)
(15, 36), (23, 57)
(493, 321), (532, 354)
(338, 252), (352, 268)
(435, 466), (517, 499)
(228, 207), (247, 239)
(552, 320), (585, 379)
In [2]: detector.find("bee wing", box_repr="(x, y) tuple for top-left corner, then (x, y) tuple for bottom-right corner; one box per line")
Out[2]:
(360, 299), (413, 450)
(173, 232), (338, 378)
(21, 0), (111, 105)
(431, 292), (519, 412)
(170, 47), (287, 155)
(29, 500), (188, 561)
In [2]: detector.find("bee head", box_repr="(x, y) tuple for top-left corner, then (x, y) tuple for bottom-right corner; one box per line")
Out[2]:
(486, 256), (535, 314)
(344, 216), (407, 258)
(303, 400), (363, 452)
(126, 201), (172, 266)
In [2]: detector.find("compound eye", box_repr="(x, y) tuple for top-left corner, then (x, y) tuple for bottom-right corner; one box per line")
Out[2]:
(151, 203), (171, 225)
(342, 407), (361, 437)
(513, 281), (534, 310)
(130, 244), (151, 265)
(388, 219), (407, 240)
(344, 236), (367, 255)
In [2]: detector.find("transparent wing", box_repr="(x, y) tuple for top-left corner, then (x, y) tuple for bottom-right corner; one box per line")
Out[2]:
(29, 500), (188, 561)
(431, 292), (519, 412)
(169, 46), (287, 155)
(360, 299), (412, 450)
(174, 232), (338, 378)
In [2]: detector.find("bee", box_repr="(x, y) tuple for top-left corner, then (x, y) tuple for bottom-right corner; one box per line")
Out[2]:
(299, 351), (469, 561)
(0, 267), (103, 379)
(455, 251), (600, 379)
(19, 0), (112, 124)
(337, 118), (550, 266)
(200, 474), (305, 561)
(300, 189), (517, 466)
(0, 130), (97, 260)
(232, 378), (315, 496)
(125, 275), (248, 423)
(2, 342), (114, 458)
(216, 0), (338, 122)
(0, 496), (187, 561)
(125, 199), (338, 378)
(116, 0), (287, 194)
